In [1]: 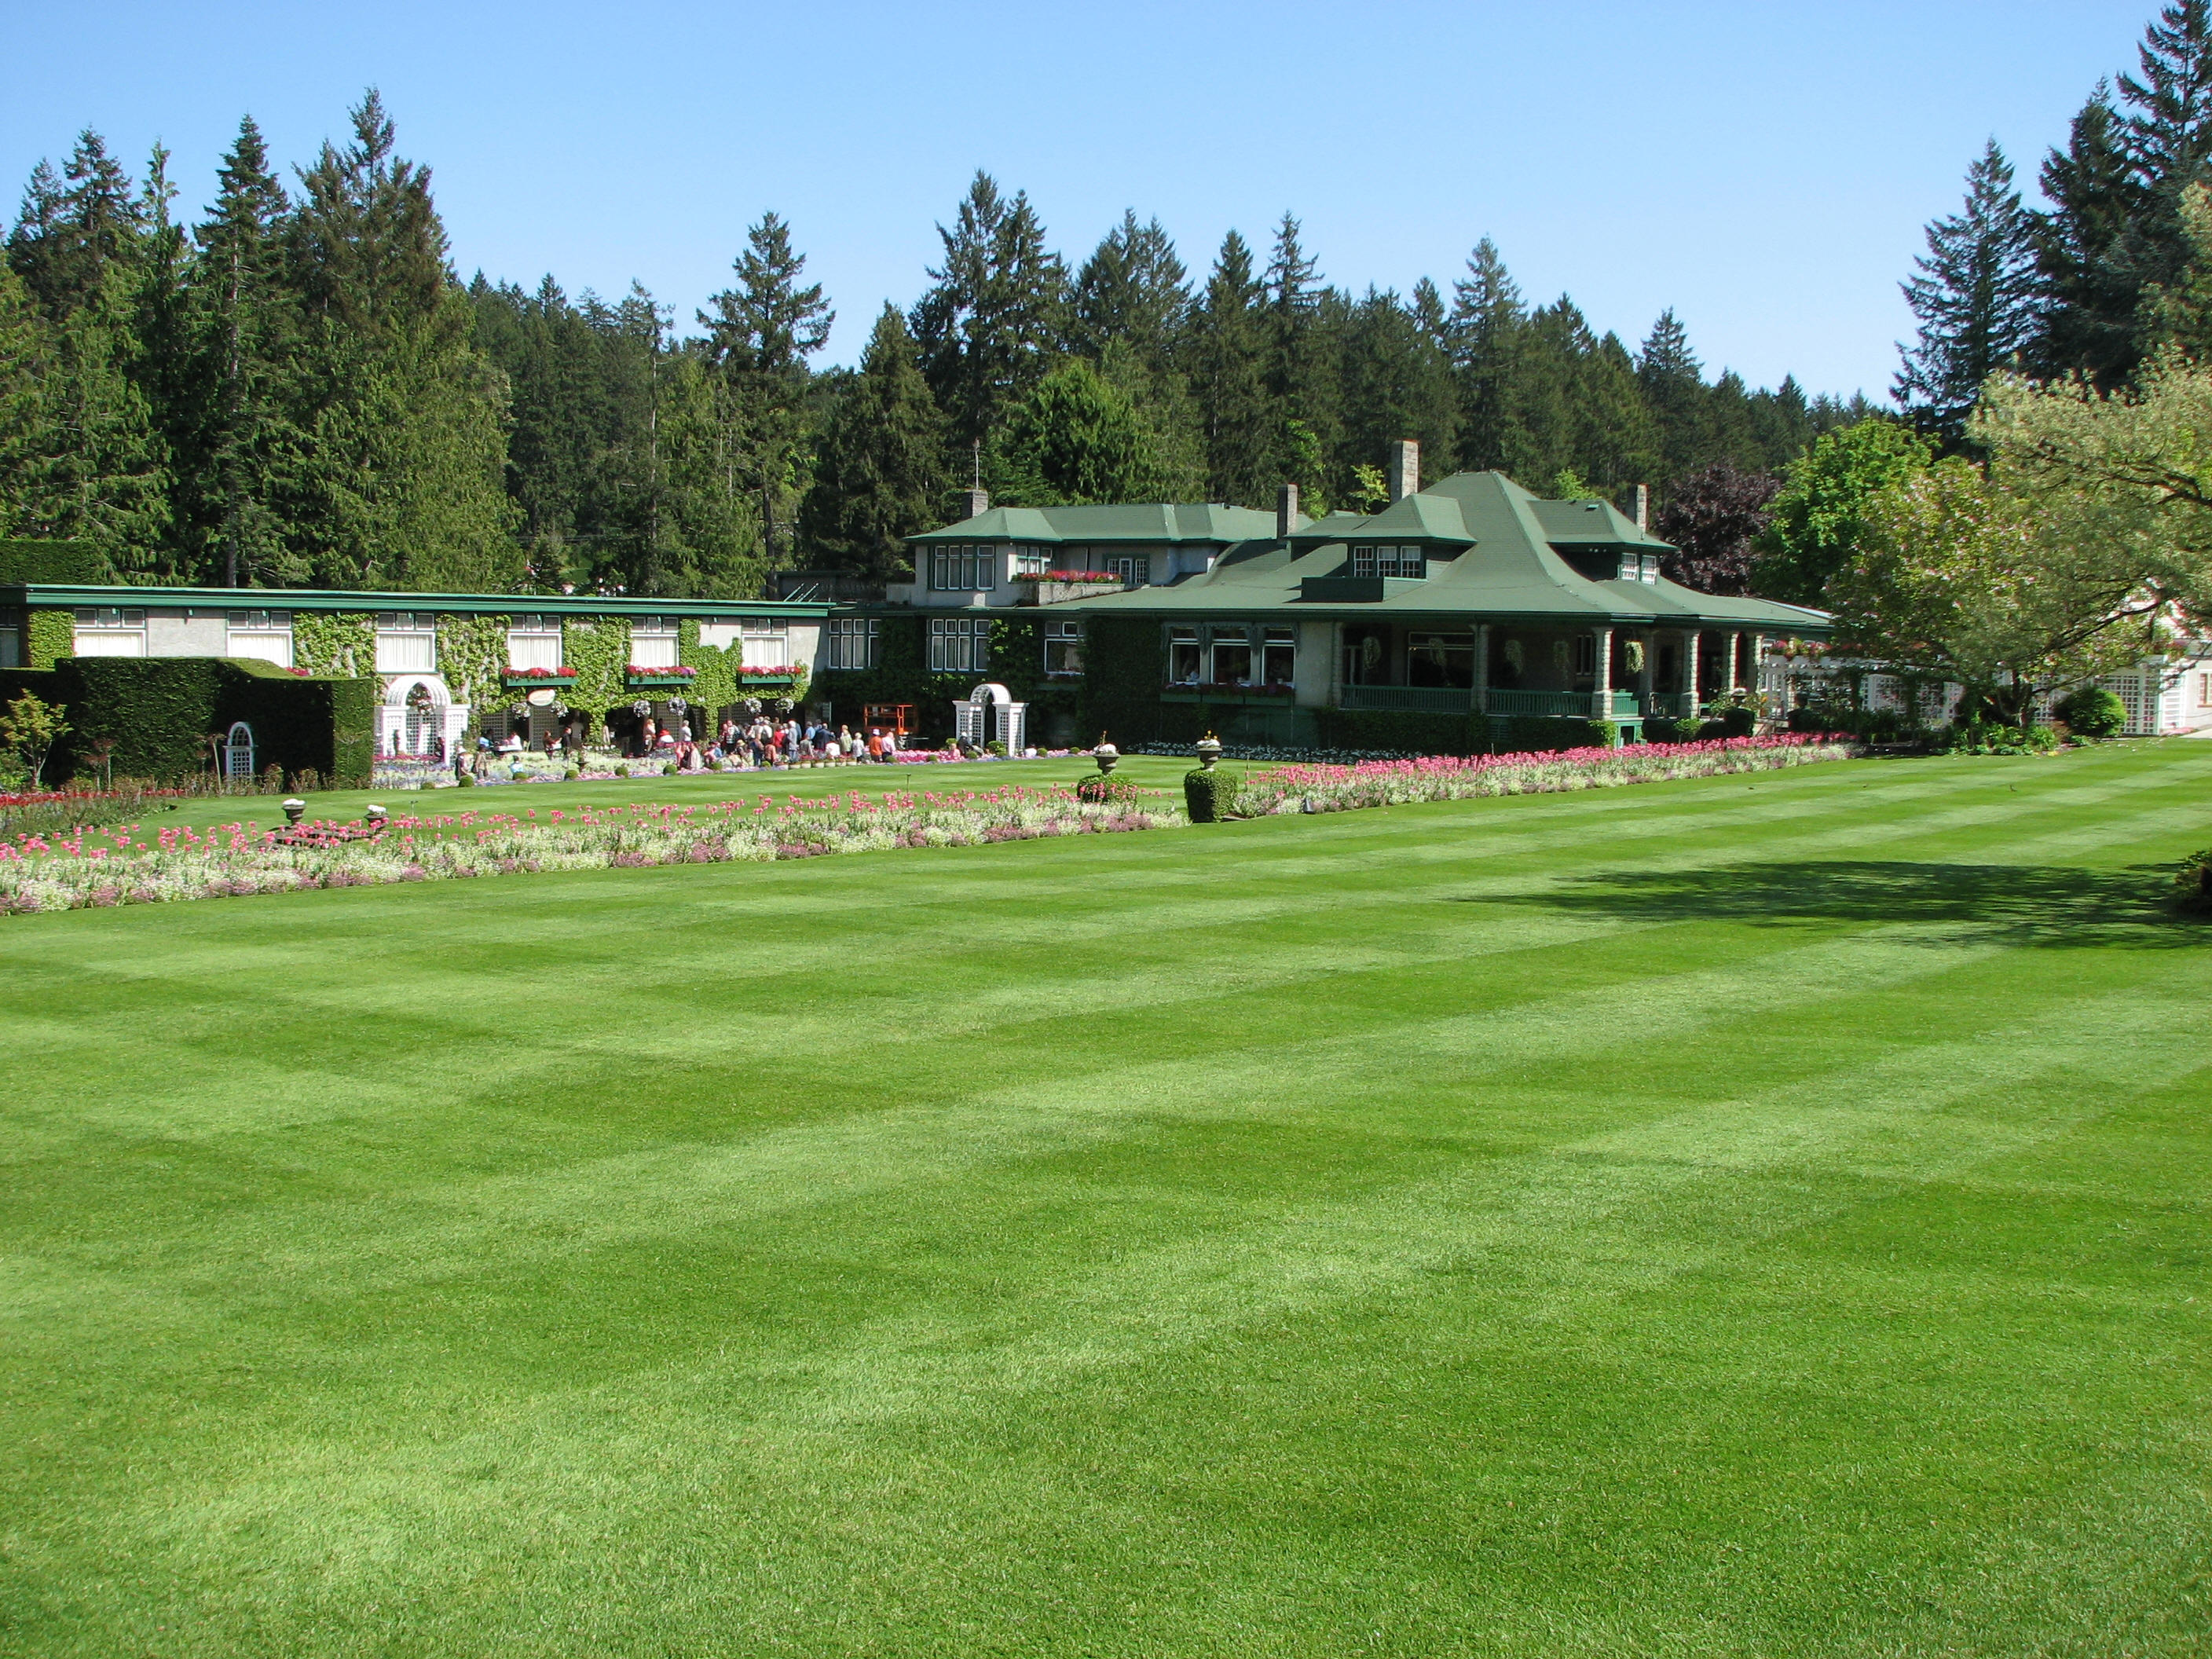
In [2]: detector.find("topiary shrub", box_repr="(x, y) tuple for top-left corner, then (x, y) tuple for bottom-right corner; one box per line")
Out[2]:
(2056, 684), (2127, 740)
(457, 771), (477, 787)
(1074, 772), (1141, 805)
(1184, 767), (1236, 822)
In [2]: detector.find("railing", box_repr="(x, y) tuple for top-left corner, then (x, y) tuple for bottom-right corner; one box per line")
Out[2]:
(1479, 689), (1646, 720)
(1339, 685), (1473, 714)
(766, 572), (888, 602)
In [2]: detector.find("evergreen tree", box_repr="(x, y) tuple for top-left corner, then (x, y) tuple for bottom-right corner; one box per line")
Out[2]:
(2035, 86), (2141, 381)
(286, 91), (518, 589)
(6, 131), (145, 321)
(1069, 210), (1189, 370)
(1894, 140), (2042, 444)
(1188, 230), (1271, 507)
(699, 211), (833, 568)
(1338, 287), (1457, 495)
(1447, 237), (1526, 472)
(1637, 309), (1707, 485)
(1575, 329), (1658, 495)
(799, 303), (947, 580)
(1262, 212), (1339, 489)
(910, 172), (1066, 446)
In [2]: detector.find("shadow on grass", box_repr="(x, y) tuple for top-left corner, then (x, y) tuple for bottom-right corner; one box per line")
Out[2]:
(1459, 861), (2209, 950)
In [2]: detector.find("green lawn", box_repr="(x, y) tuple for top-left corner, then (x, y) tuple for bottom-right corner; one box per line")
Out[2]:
(2, 742), (2208, 1656)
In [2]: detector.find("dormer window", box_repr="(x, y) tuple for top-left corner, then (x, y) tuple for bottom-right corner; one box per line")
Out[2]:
(1351, 544), (1424, 579)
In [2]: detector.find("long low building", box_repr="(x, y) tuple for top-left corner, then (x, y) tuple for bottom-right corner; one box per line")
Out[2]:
(8, 442), (2209, 761)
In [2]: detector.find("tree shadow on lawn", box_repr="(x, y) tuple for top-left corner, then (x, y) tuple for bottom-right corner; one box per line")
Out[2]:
(1459, 861), (2208, 950)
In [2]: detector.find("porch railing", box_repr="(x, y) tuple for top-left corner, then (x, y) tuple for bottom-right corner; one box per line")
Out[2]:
(1339, 685), (1473, 714)
(1481, 689), (1646, 720)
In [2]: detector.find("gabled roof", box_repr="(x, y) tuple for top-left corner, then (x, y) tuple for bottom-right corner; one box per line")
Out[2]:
(908, 501), (1293, 546)
(1030, 471), (1830, 632)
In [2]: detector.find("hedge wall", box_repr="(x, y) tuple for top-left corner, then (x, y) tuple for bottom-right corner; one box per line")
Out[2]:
(49, 657), (376, 786)
(27, 610), (72, 669)
(1313, 708), (1492, 756)
(0, 540), (101, 584)
(1492, 715), (1617, 753)
(1080, 615), (1166, 749)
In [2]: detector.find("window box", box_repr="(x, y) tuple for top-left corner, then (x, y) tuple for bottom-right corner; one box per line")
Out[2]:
(504, 667), (577, 687)
(736, 666), (799, 683)
(625, 665), (699, 687)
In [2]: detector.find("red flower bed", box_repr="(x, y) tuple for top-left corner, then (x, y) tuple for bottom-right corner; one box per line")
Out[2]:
(624, 664), (698, 677)
(1011, 570), (1119, 583)
(505, 666), (577, 679)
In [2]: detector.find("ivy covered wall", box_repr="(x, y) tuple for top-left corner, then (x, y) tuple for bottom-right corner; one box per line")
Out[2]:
(435, 613), (508, 713)
(563, 617), (629, 714)
(26, 609), (73, 669)
(292, 612), (374, 678)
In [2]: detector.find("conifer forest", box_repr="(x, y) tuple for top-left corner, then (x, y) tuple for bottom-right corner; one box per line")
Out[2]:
(5, 1), (2211, 602)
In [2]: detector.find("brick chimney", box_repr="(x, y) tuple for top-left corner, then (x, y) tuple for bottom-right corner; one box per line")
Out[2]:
(1632, 482), (1649, 532)
(1276, 482), (1299, 540)
(960, 488), (990, 521)
(1386, 439), (1419, 502)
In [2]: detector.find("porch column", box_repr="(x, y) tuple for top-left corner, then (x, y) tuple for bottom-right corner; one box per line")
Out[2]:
(1749, 633), (1771, 720)
(1635, 630), (1657, 713)
(1328, 621), (1344, 709)
(1724, 632), (1742, 693)
(1679, 630), (1701, 718)
(1473, 622), (1490, 714)
(1590, 626), (1614, 720)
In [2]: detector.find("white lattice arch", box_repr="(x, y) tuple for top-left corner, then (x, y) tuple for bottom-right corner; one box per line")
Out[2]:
(375, 673), (470, 759)
(956, 682), (1026, 753)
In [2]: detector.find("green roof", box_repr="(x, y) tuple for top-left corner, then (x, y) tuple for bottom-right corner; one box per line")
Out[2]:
(1033, 471), (1830, 633)
(908, 502), (1292, 546)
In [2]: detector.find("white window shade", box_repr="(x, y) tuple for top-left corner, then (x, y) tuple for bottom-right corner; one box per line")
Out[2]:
(628, 634), (679, 668)
(507, 632), (564, 670)
(226, 628), (293, 667)
(375, 632), (437, 672)
(741, 635), (790, 669)
(73, 628), (145, 657)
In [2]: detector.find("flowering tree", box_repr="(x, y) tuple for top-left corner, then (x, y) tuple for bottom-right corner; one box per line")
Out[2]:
(1833, 459), (2155, 727)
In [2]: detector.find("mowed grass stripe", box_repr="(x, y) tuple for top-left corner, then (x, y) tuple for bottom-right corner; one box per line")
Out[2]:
(0, 745), (2208, 1655)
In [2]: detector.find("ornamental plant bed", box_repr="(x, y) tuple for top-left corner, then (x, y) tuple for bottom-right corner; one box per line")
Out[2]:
(503, 668), (577, 685)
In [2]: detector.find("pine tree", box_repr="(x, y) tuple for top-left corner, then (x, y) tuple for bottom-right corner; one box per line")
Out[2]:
(1447, 237), (1526, 473)
(6, 131), (145, 321)
(910, 172), (1066, 446)
(1188, 230), (1271, 507)
(1339, 287), (1457, 495)
(1637, 309), (1708, 487)
(1069, 210), (1190, 370)
(286, 91), (518, 589)
(1576, 330), (1658, 495)
(698, 211), (833, 569)
(1894, 140), (2042, 444)
(1262, 213), (1339, 489)
(800, 304), (948, 580)
(188, 118), (300, 586)
(2035, 86), (2141, 380)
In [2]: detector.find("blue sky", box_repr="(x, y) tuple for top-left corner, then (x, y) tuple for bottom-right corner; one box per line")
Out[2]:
(1, 1), (2159, 398)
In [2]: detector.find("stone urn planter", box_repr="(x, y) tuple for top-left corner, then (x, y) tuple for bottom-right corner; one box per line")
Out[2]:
(1193, 734), (1222, 771)
(1092, 741), (1120, 775)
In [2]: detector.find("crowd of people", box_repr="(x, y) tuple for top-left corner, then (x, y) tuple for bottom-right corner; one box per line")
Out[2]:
(460, 715), (914, 778)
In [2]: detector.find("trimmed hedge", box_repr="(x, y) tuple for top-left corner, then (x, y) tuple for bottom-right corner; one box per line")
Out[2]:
(1314, 708), (1492, 756)
(2056, 684), (2127, 739)
(49, 657), (377, 786)
(0, 540), (101, 584)
(1494, 715), (1618, 753)
(1183, 767), (1236, 822)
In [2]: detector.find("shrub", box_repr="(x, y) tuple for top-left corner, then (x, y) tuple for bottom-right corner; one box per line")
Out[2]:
(662, 761), (678, 775)
(1073, 772), (1144, 805)
(2176, 848), (2212, 908)
(2056, 684), (2127, 740)
(1183, 767), (1236, 822)
(1588, 719), (1620, 749)
(564, 767), (580, 780)
(457, 771), (477, 787)
(615, 764), (630, 777)
(1718, 705), (1756, 738)
(1935, 720), (2060, 756)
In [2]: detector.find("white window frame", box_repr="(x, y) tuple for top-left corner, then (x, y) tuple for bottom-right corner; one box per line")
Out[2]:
(1261, 627), (1296, 687)
(827, 617), (878, 671)
(226, 608), (295, 668)
(1014, 546), (1050, 577)
(506, 613), (564, 672)
(739, 615), (790, 669)
(374, 611), (438, 673)
(72, 606), (148, 657)
(628, 614), (680, 670)
(1105, 555), (1148, 588)
(1167, 626), (1201, 686)
(1043, 620), (1085, 677)
(927, 617), (991, 674)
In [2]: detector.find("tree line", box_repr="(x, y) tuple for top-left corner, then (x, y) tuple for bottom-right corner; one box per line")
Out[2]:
(0, 91), (1866, 596)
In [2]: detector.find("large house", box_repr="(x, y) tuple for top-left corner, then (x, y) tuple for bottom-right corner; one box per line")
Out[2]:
(8, 437), (2210, 764)
(888, 443), (1830, 747)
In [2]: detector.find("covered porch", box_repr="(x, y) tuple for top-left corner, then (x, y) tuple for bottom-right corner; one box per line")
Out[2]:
(1331, 621), (1774, 732)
